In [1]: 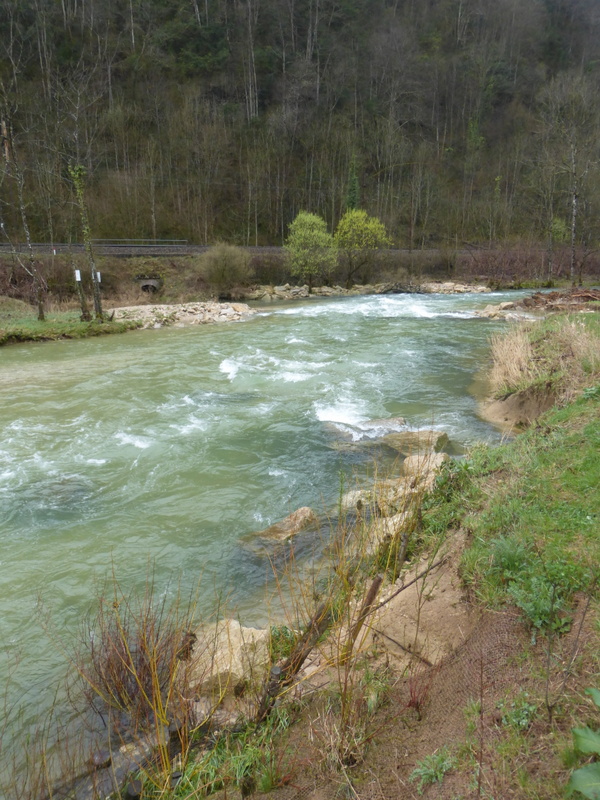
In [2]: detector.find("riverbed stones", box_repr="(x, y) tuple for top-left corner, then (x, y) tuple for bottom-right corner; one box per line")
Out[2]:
(111, 301), (256, 328)
(418, 281), (491, 294)
(188, 619), (269, 699)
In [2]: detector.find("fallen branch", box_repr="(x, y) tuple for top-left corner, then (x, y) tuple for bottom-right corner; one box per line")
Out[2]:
(370, 626), (433, 667)
(372, 557), (448, 614)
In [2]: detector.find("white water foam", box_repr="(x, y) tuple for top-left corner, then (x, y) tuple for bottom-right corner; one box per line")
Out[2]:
(285, 336), (308, 344)
(314, 400), (366, 426)
(115, 432), (152, 449)
(219, 358), (240, 380)
(170, 415), (209, 435)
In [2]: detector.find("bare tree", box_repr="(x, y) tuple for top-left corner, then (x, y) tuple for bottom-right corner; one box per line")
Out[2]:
(0, 115), (47, 320)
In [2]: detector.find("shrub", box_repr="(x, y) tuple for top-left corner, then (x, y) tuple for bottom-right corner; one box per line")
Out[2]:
(198, 244), (253, 294)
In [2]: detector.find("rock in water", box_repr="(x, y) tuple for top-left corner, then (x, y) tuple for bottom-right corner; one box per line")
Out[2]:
(382, 429), (450, 455)
(251, 506), (318, 542)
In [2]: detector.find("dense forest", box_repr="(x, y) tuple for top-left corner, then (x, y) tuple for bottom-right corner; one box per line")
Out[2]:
(1, 0), (600, 250)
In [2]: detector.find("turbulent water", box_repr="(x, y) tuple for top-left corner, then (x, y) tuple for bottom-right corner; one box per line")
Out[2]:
(0, 290), (515, 746)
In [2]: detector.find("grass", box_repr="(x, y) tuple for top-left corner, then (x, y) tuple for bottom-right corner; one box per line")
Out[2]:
(423, 393), (600, 631)
(489, 314), (600, 400)
(422, 312), (600, 636)
(0, 305), (143, 345)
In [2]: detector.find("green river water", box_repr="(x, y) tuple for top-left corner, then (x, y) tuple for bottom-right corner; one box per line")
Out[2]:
(0, 290), (523, 761)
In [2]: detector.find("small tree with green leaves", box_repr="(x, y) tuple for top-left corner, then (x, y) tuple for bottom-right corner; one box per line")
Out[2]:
(334, 209), (391, 288)
(284, 211), (337, 291)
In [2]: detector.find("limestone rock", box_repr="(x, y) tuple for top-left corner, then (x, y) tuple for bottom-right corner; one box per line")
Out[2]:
(341, 479), (419, 518)
(365, 510), (414, 554)
(188, 619), (269, 699)
(340, 488), (374, 514)
(374, 478), (421, 517)
(252, 506), (317, 542)
(419, 281), (491, 294)
(401, 452), (449, 484)
(383, 429), (450, 455)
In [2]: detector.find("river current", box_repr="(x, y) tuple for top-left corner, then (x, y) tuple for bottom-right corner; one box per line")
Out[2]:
(0, 290), (516, 750)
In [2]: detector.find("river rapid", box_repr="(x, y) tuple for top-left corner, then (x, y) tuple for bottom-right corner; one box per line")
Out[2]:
(0, 290), (515, 753)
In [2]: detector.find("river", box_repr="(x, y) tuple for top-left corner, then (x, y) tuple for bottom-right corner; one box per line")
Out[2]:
(0, 290), (515, 767)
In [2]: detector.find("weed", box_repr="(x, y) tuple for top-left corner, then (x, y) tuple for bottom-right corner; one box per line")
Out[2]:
(406, 665), (436, 720)
(268, 625), (297, 663)
(488, 535), (532, 582)
(360, 666), (391, 715)
(464, 698), (482, 736)
(567, 688), (600, 798)
(507, 575), (570, 641)
(409, 746), (457, 794)
(496, 691), (537, 731)
(582, 384), (600, 399)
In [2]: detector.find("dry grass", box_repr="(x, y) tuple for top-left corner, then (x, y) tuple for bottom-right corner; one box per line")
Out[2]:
(488, 315), (600, 400)
(488, 324), (537, 396)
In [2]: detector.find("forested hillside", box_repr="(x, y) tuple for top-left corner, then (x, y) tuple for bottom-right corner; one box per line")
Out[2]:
(1, 0), (600, 248)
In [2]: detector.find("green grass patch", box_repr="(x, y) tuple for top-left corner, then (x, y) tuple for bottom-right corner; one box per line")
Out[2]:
(137, 705), (294, 798)
(0, 310), (143, 345)
(424, 391), (600, 638)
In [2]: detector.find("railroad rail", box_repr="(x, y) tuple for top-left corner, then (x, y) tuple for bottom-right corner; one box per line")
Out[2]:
(0, 240), (285, 257)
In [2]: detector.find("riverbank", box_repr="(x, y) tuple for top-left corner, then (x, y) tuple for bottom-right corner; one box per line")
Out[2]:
(3, 297), (598, 800)
(0, 281), (489, 344)
(184, 310), (599, 800)
(216, 310), (599, 800)
(28, 309), (599, 800)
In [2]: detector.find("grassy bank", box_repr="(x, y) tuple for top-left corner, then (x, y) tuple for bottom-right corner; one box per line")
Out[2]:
(0, 297), (143, 345)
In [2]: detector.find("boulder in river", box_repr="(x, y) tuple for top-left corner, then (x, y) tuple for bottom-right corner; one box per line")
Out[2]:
(252, 506), (318, 542)
(382, 429), (450, 455)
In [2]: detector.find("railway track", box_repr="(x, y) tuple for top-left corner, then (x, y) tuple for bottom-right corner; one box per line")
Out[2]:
(0, 241), (286, 257)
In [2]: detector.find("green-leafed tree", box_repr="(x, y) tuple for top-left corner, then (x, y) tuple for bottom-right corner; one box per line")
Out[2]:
(334, 210), (391, 288)
(284, 212), (338, 291)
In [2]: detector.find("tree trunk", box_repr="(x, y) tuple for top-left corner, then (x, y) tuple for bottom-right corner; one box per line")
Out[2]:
(570, 142), (578, 289)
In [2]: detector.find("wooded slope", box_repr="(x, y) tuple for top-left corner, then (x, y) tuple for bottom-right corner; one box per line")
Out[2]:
(1, 0), (600, 248)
